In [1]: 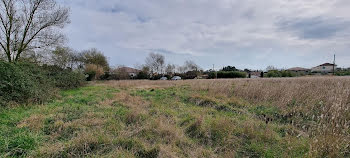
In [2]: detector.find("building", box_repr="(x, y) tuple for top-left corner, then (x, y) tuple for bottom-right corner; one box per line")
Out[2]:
(116, 67), (141, 78)
(311, 63), (337, 73)
(287, 67), (310, 74)
(249, 71), (262, 78)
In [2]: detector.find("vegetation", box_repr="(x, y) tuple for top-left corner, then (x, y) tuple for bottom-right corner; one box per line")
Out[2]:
(0, 61), (85, 106)
(2, 77), (348, 157)
(336, 70), (350, 76)
(208, 71), (247, 79)
(221, 66), (238, 71)
(0, 0), (69, 62)
(267, 70), (297, 78)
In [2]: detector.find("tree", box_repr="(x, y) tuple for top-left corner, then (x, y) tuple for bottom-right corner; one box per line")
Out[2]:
(222, 66), (238, 71)
(51, 46), (77, 69)
(266, 65), (278, 71)
(184, 60), (200, 71)
(79, 48), (109, 71)
(165, 64), (175, 75)
(145, 52), (165, 74)
(84, 64), (104, 81)
(0, 0), (70, 62)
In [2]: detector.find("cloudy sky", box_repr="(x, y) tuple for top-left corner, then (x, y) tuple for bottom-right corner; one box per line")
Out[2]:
(59, 0), (350, 70)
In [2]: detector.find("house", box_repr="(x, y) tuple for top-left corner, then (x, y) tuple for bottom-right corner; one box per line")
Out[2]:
(287, 67), (310, 74)
(311, 63), (337, 73)
(116, 67), (141, 78)
(249, 71), (262, 78)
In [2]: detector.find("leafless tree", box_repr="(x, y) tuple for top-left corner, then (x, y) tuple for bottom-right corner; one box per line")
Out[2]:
(0, 0), (70, 62)
(145, 52), (165, 74)
(184, 60), (200, 71)
(266, 65), (278, 71)
(165, 64), (175, 75)
(177, 65), (186, 74)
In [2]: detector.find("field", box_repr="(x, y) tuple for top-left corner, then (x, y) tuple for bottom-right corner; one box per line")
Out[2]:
(1, 77), (350, 157)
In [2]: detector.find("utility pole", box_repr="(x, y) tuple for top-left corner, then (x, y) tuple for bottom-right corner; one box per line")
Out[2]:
(213, 64), (217, 79)
(333, 54), (336, 75)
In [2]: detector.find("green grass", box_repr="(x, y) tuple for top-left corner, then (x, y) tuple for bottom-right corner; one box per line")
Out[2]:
(0, 83), (311, 157)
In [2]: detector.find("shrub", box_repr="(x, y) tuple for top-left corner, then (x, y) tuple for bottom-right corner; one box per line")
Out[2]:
(136, 71), (149, 79)
(0, 61), (86, 106)
(208, 71), (246, 79)
(267, 70), (281, 78)
(335, 70), (350, 76)
(43, 65), (86, 89)
(84, 64), (104, 81)
(0, 62), (55, 106)
(267, 70), (296, 78)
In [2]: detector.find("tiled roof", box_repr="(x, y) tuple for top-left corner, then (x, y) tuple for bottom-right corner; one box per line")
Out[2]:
(318, 63), (337, 67)
(117, 67), (141, 73)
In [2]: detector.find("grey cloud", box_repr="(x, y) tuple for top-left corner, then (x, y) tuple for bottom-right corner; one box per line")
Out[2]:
(277, 17), (350, 39)
(59, 0), (350, 69)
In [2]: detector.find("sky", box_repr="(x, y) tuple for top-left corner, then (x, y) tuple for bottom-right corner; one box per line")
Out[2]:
(59, 0), (350, 70)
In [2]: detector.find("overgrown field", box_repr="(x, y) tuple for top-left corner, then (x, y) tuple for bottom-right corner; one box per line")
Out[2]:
(1, 77), (350, 157)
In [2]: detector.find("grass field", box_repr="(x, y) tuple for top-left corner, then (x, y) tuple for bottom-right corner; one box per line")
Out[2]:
(1, 77), (350, 157)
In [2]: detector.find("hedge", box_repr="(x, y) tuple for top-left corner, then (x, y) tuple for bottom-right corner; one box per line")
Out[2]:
(0, 62), (85, 106)
(208, 71), (247, 79)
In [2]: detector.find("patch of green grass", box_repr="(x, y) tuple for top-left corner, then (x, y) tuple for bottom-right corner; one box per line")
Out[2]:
(0, 85), (120, 157)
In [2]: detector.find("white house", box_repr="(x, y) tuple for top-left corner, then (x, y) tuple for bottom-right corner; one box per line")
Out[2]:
(311, 63), (337, 73)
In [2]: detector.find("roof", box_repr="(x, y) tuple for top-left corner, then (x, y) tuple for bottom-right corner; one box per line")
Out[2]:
(318, 63), (337, 67)
(287, 67), (310, 71)
(117, 67), (141, 73)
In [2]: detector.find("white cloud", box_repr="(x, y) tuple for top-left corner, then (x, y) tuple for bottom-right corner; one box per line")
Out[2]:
(59, 0), (350, 69)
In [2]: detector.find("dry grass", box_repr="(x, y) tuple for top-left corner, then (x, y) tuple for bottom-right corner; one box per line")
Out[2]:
(4, 77), (350, 157)
(102, 77), (350, 157)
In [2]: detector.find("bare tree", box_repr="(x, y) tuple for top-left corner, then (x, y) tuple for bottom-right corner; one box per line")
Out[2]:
(184, 60), (200, 71)
(165, 64), (175, 75)
(0, 0), (70, 62)
(177, 65), (186, 74)
(145, 52), (165, 74)
(266, 65), (278, 71)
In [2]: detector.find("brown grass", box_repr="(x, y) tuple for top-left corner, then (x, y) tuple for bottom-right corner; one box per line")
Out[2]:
(102, 77), (350, 156)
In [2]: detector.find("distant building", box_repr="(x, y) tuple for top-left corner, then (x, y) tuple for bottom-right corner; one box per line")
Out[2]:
(116, 67), (141, 78)
(287, 67), (310, 74)
(311, 63), (337, 73)
(249, 71), (262, 78)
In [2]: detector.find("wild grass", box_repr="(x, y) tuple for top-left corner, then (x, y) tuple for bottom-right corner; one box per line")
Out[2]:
(1, 77), (349, 157)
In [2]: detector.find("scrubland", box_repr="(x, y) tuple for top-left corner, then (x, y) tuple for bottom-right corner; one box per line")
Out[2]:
(1, 77), (350, 157)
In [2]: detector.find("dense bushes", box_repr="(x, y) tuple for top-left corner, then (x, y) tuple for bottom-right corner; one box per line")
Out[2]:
(335, 70), (350, 76)
(208, 71), (247, 79)
(43, 65), (86, 89)
(267, 70), (296, 78)
(84, 64), (104, 81)
(0, 61), (85, 106)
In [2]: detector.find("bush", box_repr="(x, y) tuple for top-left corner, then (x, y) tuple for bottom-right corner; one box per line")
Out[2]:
(136, 71), (149, 79)
(0, 62), (55, 106)
(84, 64), (104, 81)
(267, 70), (296, 78)
(0, 61), (86, 106)
(208, 71), (246, 79)
(43, 65), (86, 89)
(335, 71), (350, 76)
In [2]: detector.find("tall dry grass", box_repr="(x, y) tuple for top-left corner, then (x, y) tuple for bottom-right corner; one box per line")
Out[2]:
(103, 77), (350, 156)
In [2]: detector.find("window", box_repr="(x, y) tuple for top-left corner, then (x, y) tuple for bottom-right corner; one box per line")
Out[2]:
(323, 66), (326, 69)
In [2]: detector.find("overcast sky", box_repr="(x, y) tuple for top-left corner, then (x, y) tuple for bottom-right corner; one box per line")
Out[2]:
(59, 0), (350, 70)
